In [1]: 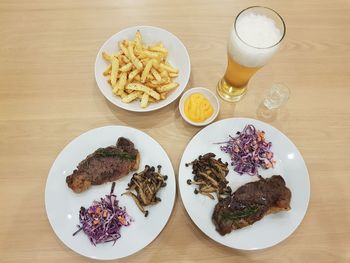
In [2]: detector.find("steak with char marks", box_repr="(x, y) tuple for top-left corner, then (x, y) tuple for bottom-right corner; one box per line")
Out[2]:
(212, 175), (291, 235)
(66, 137), (140, 193)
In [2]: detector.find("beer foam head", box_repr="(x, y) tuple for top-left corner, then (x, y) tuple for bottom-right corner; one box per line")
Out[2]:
(228, 12), (284, 68)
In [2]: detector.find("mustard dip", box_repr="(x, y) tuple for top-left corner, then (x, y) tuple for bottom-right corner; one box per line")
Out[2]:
(184, 93), (214, 122)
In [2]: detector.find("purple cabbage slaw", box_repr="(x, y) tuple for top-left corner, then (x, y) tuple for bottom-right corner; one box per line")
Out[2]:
(73, 182), (132, 245)
(220, 124), (275, 176)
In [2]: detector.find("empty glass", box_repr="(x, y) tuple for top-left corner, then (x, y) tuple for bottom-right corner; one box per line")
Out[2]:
(263, 83), (290, 110)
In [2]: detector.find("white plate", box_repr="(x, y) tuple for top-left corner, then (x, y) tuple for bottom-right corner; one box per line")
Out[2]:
(45, 126), (176, 260)
(95, 26), (191, 112)
(178, 117), (310, 250)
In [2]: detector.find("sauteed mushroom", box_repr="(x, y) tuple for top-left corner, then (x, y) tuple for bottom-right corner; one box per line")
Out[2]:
(123, 165), (167, 217)
(186, 153), (231, 200)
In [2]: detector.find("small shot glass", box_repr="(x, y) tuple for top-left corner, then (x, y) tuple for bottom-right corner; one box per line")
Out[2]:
(263, 83), (290, 110)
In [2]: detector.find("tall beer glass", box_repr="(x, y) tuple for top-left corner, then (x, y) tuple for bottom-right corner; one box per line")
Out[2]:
(217, 6), (286, 102)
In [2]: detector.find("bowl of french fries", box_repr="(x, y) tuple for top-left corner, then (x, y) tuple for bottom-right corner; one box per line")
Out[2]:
(95, 26), (191, 112)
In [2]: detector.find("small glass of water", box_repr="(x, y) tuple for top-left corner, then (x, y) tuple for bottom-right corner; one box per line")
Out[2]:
(263, 83), (290, 110)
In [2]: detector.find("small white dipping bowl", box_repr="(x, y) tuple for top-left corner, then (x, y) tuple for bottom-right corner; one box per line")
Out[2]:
(179, 87), (220, 126)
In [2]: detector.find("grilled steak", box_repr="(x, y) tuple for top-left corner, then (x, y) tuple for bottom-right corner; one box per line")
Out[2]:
(212, 175), (291, 235)
(66, 137), (140, 193)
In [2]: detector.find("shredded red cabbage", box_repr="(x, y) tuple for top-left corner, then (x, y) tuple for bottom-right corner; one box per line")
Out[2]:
(73, 182), (132, 245)
(220, 124), (275, 176)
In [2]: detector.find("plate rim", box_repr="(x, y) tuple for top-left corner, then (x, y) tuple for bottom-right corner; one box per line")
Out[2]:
(178, 117), (310, 250)
(94, 25), (191, 112)
(45, 125), (176, 260)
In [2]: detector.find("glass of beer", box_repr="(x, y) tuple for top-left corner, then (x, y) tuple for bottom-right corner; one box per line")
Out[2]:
(217, 6), (286, 102)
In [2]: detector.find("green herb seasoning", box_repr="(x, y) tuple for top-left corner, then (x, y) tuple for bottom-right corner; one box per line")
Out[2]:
(220, 206), (259, 222)
(94, 148), (136, 160)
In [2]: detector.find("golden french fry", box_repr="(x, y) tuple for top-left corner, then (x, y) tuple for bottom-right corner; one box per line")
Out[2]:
(128, 69), (140, 82)
(110, 57), (119, 87)
(134, 74), (141, 81)
(114, 72), (127, 93)
(125, 89), (133, 94)
(126, 83), (160, 100)
(141, 50), (162, 59)
(103, 64), (112, 76)
(149, 45), (168, 54)
(169, 72), (179, 78)
(120, 55), (130, 64)
(145, 82), (159, 89)
(134, 31), (143, 53)
(117, 89), (128, 99)
(127, 44), (143, 70)
(140, 93), (149, 108)
(141, 59), (154, 83)
(120, 63), (133, 72)
(122, 91), (142, 103)
(146, 74), (154, 81)
(102, 52), (112, 62)
(152, 59), (160, 70)
(148, 96), (156, 103)
(156, 82), (179, 93)
(160, 70), (169, 78)
(119, 42), (129, 56)
(160, 92), (168, 100)
(160, 63), (178, 73)
(140, 58), (150, 65)
(151, 68), (161, 81)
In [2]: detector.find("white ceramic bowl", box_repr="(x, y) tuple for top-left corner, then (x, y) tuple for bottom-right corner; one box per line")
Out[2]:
(179, 87), (220, 126)
(95, 26), (191, 112)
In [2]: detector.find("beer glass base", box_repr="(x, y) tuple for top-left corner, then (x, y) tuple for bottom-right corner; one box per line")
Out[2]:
(216, 78), (247, 102)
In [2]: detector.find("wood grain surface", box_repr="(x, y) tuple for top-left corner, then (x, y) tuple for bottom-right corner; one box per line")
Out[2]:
(1, 0), (349, 262)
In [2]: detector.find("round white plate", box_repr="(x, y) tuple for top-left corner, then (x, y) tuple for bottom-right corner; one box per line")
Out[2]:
(45, 126), (176, 260)
(95, 26), (191, 112)
(179, 117), (310, 250)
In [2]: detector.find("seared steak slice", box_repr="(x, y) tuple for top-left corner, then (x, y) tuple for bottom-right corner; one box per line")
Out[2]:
(212, 175), (291, 235)
(66, 137), (140, 193)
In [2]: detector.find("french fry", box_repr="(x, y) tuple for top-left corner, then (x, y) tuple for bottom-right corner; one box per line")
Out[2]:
(102, 52), (112, 62)
(121, 55), (130, 64)
(134, 74), (141, 81)
(113, 72), (127, 93)
(160, 92), (168, 100)
(156, 82), (179, 93)
(152, 59), (161, 70)
(122, 91), (142, 103)
(149, 45), (168, 54)
(146, 74), (154, 81)
(169, 72), (179, 78)
(128, 44), (143, 70)
(110, 57), (119, 87)
(140, 93), (149, 108)
(128, 69), (140, 82)
(151, 68), (161, 81)
(117, 90), (128, 99)
(120, 63), (133, 72)
(134, 31), (143, 53)
(160, 70), (169, 78)
(141, 59), (154, 83)
(103, 64), (112, 76)
(142, 50), (162, 59)
(150, 77), (167, 85)
(145, 82), (159, 89)
(119, 42), (129, 57)
(160, 63), (178, 73)
(126, 83), (160, 100)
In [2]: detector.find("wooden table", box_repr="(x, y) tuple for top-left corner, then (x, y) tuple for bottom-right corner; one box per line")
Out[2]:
(1, 0), (349, 262)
